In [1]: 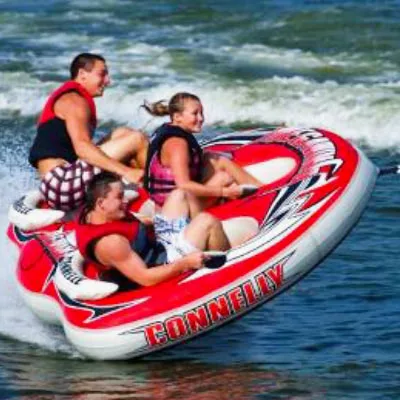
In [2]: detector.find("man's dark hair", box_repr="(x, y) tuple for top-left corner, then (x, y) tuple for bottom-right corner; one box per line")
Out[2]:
(82, 171), (120, 218)
(70, 53), (106, 79)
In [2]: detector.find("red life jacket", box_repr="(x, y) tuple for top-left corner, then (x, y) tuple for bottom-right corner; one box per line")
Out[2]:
(29, 81), (97, 167)
(75, 213), (166, 274)
(38, 80), (97, 128)
(76, 219), (140, 271)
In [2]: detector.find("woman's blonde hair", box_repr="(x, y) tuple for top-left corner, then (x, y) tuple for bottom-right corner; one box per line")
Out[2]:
(142, 92), (201, 119)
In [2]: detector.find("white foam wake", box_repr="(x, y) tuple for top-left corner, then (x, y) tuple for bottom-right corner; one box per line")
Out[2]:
(96, 78), (400, 151)
(0, 41), (399, 151)
(0, 214), (78, 356)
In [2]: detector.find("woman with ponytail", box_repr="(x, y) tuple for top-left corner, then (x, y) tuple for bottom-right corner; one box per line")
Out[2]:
(143, 92), (261, 208)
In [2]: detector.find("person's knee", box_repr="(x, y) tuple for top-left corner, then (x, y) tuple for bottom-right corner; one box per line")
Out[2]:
(133, 130), (149, 163)
(214, 155), (228, 169)
(134, 129), (149, 148)
(197, 212), (220, 230)
(111, 127), (148, 148)
(110, 126), (133, 140)
(213, 170), (234, 187)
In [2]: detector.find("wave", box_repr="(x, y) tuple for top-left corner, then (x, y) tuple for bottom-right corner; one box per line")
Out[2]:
(98, 77), (400, 151)
(0, 31), (399, 152)
(1, 73), (400, 152)
(0, 163), (77, 355)
(207, 44), (399, 83)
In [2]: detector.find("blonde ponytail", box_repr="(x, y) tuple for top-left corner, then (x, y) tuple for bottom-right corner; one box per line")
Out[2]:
(142, 100), (169, 117)
(142, 92), (201, 119)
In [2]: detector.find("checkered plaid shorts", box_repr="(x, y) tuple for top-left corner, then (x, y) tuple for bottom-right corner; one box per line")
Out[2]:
(40, 160), (101, 211)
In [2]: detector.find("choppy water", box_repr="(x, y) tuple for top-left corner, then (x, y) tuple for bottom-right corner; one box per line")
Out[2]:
(0, 1), (399, 399)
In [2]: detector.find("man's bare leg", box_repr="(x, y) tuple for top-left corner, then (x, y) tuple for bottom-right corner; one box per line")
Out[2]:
(161, 189), (202, 219)
(99, 127), (149, 168)
(184, 212), (230, 251)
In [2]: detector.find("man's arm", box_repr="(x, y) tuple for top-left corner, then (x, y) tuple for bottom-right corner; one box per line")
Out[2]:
(95, 234), (205, 287)
(55, 93), (140, 182)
